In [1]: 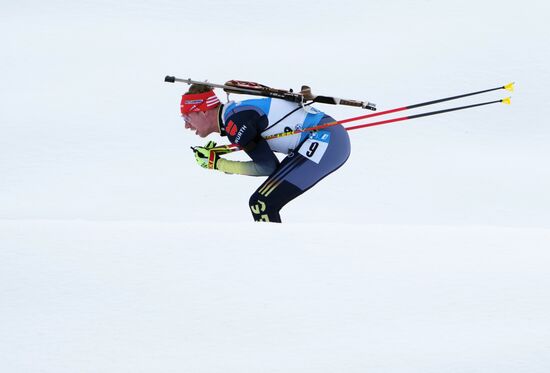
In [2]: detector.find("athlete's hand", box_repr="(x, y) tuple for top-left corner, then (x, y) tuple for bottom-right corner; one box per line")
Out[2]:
(192, 140), (220, 169)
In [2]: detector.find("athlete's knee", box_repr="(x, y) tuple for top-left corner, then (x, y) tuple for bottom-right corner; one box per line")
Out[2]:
(249, 192), (281, 223)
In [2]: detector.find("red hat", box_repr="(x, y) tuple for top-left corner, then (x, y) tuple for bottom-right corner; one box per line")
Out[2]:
(180, 90), (220, 115)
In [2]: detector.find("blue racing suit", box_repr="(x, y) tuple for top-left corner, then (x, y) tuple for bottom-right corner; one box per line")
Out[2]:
(215, 97), (351, 222)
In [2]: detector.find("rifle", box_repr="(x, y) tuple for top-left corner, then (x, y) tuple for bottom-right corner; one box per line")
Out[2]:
(164, 75), (376, 111)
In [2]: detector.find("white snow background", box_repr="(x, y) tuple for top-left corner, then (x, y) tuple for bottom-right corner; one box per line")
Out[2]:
(1, 0), (550, 372)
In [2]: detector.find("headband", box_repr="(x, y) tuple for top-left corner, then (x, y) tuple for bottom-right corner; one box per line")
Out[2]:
(180, 90), (220, 115)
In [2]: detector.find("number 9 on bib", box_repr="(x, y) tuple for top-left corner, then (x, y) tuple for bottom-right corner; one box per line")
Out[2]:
(298, 130), (331, 164)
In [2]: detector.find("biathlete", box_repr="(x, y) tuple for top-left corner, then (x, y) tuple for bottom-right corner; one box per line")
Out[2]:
(180, 84), (351, 223)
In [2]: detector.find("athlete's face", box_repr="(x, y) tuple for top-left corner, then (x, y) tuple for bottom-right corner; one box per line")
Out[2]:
(183, 111), (216, 138)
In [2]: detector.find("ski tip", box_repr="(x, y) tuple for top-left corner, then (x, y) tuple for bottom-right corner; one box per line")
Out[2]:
(504, 82), (515, 92)
(501, 97), (512, 105)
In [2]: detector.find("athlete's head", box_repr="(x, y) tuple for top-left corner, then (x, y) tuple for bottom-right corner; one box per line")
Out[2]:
(181, 84), (221, 138)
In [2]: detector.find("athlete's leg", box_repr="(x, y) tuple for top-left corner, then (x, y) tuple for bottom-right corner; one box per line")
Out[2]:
(249, 119), (351, 222)
(249, 152), (310, 222)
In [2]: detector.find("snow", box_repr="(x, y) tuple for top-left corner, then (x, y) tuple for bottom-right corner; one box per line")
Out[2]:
(1, 0), (550, 372)
(2, 221), (550, 372)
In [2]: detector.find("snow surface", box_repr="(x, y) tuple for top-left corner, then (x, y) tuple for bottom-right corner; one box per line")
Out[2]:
(1, 0), (550, 372)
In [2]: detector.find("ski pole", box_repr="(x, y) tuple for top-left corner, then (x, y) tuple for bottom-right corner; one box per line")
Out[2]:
(207, 83), (513, 153)
(264, 82), (515, 141)
(345, 97), (510, 131)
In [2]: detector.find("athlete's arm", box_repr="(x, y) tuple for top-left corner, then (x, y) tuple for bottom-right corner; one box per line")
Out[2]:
(217, 110), (279, 176)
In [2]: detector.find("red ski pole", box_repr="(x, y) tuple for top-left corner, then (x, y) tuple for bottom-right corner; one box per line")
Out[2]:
(210, 83), (513, 153)
(345, 97), (511, 131)
(265, 82), (514, 140)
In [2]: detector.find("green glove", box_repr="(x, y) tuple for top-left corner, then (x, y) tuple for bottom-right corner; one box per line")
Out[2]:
(192, 140), (221, 169)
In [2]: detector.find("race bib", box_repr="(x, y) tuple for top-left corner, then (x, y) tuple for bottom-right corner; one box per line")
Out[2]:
(298, 130), (331, 164)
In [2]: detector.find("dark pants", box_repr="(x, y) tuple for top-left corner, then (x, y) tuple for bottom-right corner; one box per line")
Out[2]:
(249, 117), (351, 222)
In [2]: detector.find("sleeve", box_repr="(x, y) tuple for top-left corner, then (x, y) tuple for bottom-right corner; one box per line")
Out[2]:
(216, 109), (280, 176)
